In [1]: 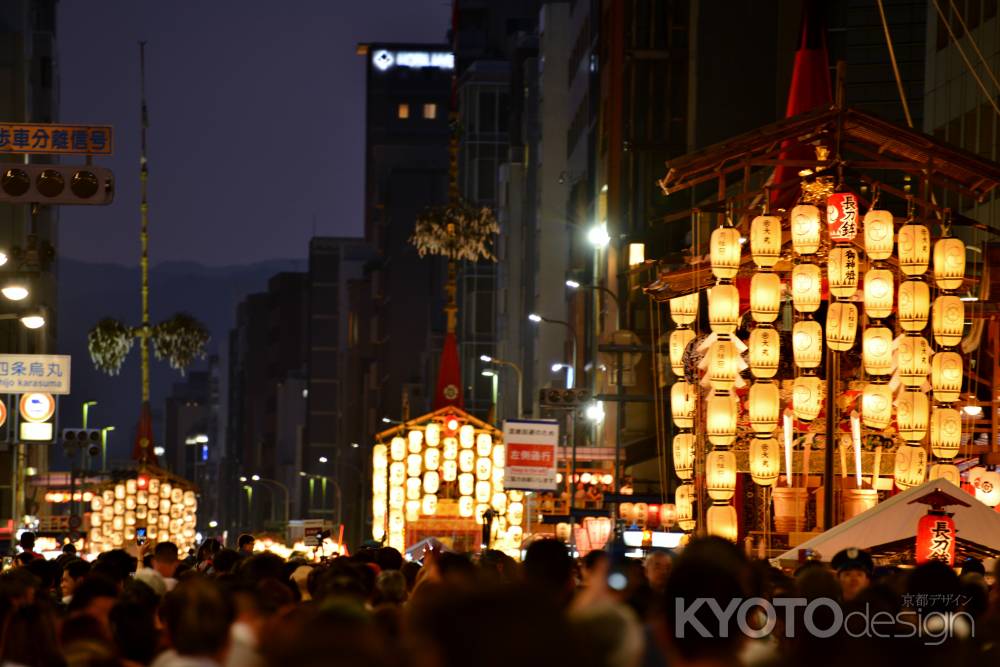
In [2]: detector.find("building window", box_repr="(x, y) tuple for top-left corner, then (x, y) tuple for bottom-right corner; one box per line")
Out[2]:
(398, 103), (410, 119)
(423, 103), (437, 119)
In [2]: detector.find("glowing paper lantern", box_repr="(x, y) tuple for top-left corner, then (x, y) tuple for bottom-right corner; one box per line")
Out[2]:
(458, 473), (474, 496)
(748, 381), (780, 434)
(792, 320), (823, 369)
(406, 477), (422, 501)
(710, 226), (741, 279)
(424, 447), (440, 471)
(475, 480), (492, 504)
(405, 499), (420, 522)
(672, 433), (694, 480)
(373, 444), (388, 470)
(916, 513), (955, 565)
(390, 437), (406, 461)
(826, 302), (858, 351)
(706, 505), (738, 542)
(931, 351), (963, 403)
(864, 269), (894, 319)
(442, 437), (458, 461)
(750, 215), (782, 267)
(749, 327), (780, 379)
(896, 390), (929, 442)
(934, 237), (966, 290)
(708, 284), (740, 334)
(475, 457), (492, 481)
(828, 192), (860, 242)
(928, 463), (961, 486)
(792, 264), (822, 313)
(407, 453), (422, 477)
(671, 381), (697, 428)
(459, 425), (475, 448)
(389, 462), (405, 487)
(408, 429), (423, 453)
(898, 280), (930, 332)
(669, 328), (695, 375)
(660, 504), (677, 528)
(897, 335), (930, 388)
(670, 293), (699, 326)
(476, 433), (493, 457)
(423, 471), (440, 495)
(706, 449), (737, 501)
(492, 444), (505, 468)
(894, 444), (927, 489)
(932, 295), (964, 348)
(790, 204), (821, 254)
(828, 247), (860, 298)
(425, 422), (440, 447)
(421, 494), (437, 516)
(441, 460), (457, 482)
(706, 338), (739, 390)
(898, 224), (931, 276)
(750, 272), (781, 323)
(676, 484), (695, 531)
(930, 407), (962, 459)
(862, 326), (893, 376)
(975, 471), (1000, 507)
(459, 449), (474, 473)
(863, 209), (893, 259)
(750, 437), (780, 486)
(706, 392), (738, 446)
(861, 383), (893, 430)
(792, 375), (823, 422)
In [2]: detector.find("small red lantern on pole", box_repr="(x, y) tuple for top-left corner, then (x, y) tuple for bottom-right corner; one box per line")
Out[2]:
(909, 488), (969, 567)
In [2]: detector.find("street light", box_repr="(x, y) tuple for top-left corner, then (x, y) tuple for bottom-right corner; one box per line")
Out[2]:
(152, 446), (165, 457)
(585, 401), (606, 424)
(318, 456), (328, 464)
(82, 401), (97, 430)
(480, 355), (524, 418)
(529, 313), (578, 388)
(247, 476), (290, 525)
(587, 222), (610, 249)
(551, 363), (575, 390)
(100, 426), (114, 472)
(251, 474), (261, 481)
(18, 312), (45, 329)
(1, 279), (27, 301)
(565, 279), (621, 325)
(239, 476), (248, 483)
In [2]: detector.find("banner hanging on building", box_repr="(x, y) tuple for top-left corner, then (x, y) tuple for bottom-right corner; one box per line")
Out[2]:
(503, 419), (559, 491)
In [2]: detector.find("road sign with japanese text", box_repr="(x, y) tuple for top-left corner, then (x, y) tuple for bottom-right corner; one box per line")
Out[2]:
(0, 354), (70, 395)
(503, 419), (559, 491)
(0, 124), (112, 155)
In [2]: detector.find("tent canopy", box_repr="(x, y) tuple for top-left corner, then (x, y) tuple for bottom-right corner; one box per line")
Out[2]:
(777, 479), (1000, 562)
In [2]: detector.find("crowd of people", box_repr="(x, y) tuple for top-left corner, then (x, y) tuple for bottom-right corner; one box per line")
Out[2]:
(1, 529), (1000, 667)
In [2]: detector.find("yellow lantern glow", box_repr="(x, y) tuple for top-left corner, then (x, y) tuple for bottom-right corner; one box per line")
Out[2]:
(676, 484), (695, 531)
(862, 326), (893, 376)
(864, 269), (894, 319)
(373, 444), (388, 470)
(749, 327), (780, 379)
(441, 460), (458, 482)
(706, 392), (738, 446)
(507, 501), (523, 525)
(424, 447), (440, 471)
(863, 209), (894, 259)
(748, 381), (780, 434)
(710, 226), (741, 279)
(670, 293), (699, 326)
(861, 383), (893, 429)
(390, 437), (406, 461)
(708, 284), (740, 334)
(893, 444), (927, 489)
(475, 480), (492, 504)
(897, 335), (930, 387)
(826, 302), (858, 351)
(791, 204), (821, 254)
(459, 425), (475, 448)
(459, 449), (474, 473)
(749, 437), (780, 486)
(443, 437), (458, 460)
(421, 494), (437, 516)
(828, 247), (860, 298)
(931, 351), (963, 403)
(932, 295), (964, 347)
(792, 264), (822, 313)
(407, 453), (422, 477)
(406, 477), (422, 500)
(898, 224), (930, 275)
(660, 504), (677, 528)
(706, 449), (737, 501)
(934, 237), (966, 290)
(793, 320), (823, 369)
(405, 499), (420, 522)
(930, 407), (962, 459)
(750, 272), (781, 323)
(669, 328), (695, 375)
(792, 375), (823, 422)
(672, 433), (694, 480)
(976, 471), (1000, 507)
(115, 483), (126, 500)
(671, 381), (697, 428)
(425, 422), (440, 447)
(458, 473), (474, 496)
(898, 280), (930, 332)
(491, 492), (507, 513)
(476, 457), (492, 481)
(896, 390), (928, 442)
(423, 471), (440, 495)
(389, 462), (405, 487)
(706, 505), (738, 542)
(408, 429), (423, 453)
(707, 338), (739, 390)
(750, 215), (782, 267)
(476, 433), (493, 457)
(928, 463), (961, 485)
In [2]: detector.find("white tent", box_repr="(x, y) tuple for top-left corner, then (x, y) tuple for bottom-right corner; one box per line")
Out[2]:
(777, 478), (1000, 562)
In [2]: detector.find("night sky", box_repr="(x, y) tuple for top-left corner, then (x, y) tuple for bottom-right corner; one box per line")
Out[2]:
(57, 1), (451, 267)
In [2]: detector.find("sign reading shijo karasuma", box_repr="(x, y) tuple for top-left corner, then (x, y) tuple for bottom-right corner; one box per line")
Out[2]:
(503, 419), (559, 491)
(0, 355), (70, 395)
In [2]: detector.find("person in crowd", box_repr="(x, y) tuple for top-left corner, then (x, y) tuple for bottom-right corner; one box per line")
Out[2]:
(18, 531), (41, 561)
(60, 558), (91, 605)
(831, 547), (873, 602)
(153, 578), (235, 667)
(522, 539), (575, 608)
(138, 541), (180, 593)
(237, 534), (256, 556)
(68, 575), (120, 632)
(643, 550), (672, 595)
(289, 564), (314, 602)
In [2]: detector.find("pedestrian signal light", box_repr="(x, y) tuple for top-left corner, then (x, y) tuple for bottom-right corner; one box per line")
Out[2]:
(1, 164), (114, 204)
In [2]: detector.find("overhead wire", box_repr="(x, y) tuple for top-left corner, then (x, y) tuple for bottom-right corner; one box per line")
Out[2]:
(931, 0), (1000, 117)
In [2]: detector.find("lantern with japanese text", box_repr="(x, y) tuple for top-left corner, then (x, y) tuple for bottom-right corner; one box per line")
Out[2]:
(792, 264), (822, 313)
(711, 226), (741, 279)
(671, 381), (697, 428)
(676, 484), (695, 531)
(930, 407), (962, 459)
(750, 272), (782, 323)
(706, 449), (737, 501)
(749, 327), (780, 378)
(669, 328), (695, 375)
(898, 280), (930, 332)
(934, 237), (966, 290)
(862, 326), (893, 376)
(863, 209), (894, 259)
(791, 204), (821, 254)
(894, 444), (927, 489)
(670, 293), (699, 326)
(898, 224), (930, 275)
(828, 192), (860, 242)
(828, 247), (860, 298)
(793, 320), (823, 369)
(896, 390), (929, 443)
(706, 338), (739, 391)
(916, 512), (956, 566)
(931, 351), (963, 403)
(897, 335), (930, 387)
(748, 381), (780, 434)
(750, 215), (781, 267)
(932, 295), (964, 348)
(750, 437), (780, 486)
(792, 375), (823, 422)
(672, 433), (694, 480)
(826, 302), (858, 351)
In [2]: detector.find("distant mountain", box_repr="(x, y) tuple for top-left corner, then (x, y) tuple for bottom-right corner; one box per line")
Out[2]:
(53, 257), (306, 469)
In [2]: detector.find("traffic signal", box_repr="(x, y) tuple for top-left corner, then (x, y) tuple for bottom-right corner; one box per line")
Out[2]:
(62, 428), (102, 456)
(1, 164), (114, 205)
(539, 388), (591, 407)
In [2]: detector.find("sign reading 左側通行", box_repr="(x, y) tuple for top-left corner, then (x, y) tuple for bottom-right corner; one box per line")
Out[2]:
(0, 355), (70, 395)
(503, 419), (559, 491)
(0, 124), (112, 155)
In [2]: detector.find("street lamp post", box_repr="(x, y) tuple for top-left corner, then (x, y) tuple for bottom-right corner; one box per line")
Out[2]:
(566, 280), (620, 328)
(480, 354), (524, 418)
(249, 476), (290, 525)
(100, 426), (115, 473)
(528, 313), (579, 388)
(82, 401), (97, 430)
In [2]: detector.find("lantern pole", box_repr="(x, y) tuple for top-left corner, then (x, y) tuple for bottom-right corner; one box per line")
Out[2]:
(823, 348), (837, 530)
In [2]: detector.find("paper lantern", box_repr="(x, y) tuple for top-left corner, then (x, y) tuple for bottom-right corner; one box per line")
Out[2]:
(390, 437), (406, 461)
(826, 302), (858, 351)
(864, 269), (894, 319)
(476, 457), (492, 481)
(670, 293), (699, 326)
(916, 513), (956, 565)
(441, 460), (458, 482)
(828, 192), (860, 242)
(458, 473), (474, 496)
(975, 471), (1000, 507)
(459, 425), (475, 448)
(405, 499), (420, 522)
(420, 494), (437, 516)
(669, 328), (695, 375)
(710, 226), (741, 279)
(659, 504), (677, 528)
(861, 383), (893, 429)
(896, 390), (929, 442)
(928, 463), (961, 486)
(408, 429), (423, 454)
(862, 326), (893, 376)
(863, 209), (894, 259)
(424, 447), (440, 471)
(706, 505), (738, 542)
(706, 392), (738, 446)
(475, 480), (492, 504)
(934, 237), (966, 290)
(749, 327), (780, 379)
(492, 444), (505, 468)
(790, 204), (821, 254)
(389, 462), (405, 487)
(373, 444), (388, 470)
(750, 437), (780, 486)
(898, 224), (931, 276)
(893, 444), (927, 489)
(897, 335), (930, 387)
(507, 502), (523, 525)
(792, 320), (823, 369)
(443, 437), (458, 460)
(748, 381), (780, 434)
(476, 433), (493, 457)
(791, 264), (822, 313)
(708, 284), (740, 334)
(672, 433), (694, 480)
(707, 338), (739, 390)
(828, 247), (860, 298)
(932, 295), (964, 348)
(676, 484), (695, 531)
(422, 471), (439, 495)
(458, 449), (474, 473)
(425, 422), (440, 447)
(792, 375), (823, 422)
(671, 381), (697, 428)
(898, 280), (930, 332)
(406, 477), (422, 501)
(407, 453), (422, 477)
(750, 272), (782, 323)
(931, 351), (963, 403)
(706, 449), (737, 501)
(750, 215), (782, 267)
(930, 407), (962, 459)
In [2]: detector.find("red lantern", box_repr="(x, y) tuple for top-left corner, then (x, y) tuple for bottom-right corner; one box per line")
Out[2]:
(827, 192), (859, 242)
(915, 512), (956, 566)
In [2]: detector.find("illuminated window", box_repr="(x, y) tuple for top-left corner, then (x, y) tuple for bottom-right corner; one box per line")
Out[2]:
(397, 103), (409, 119)
(423, 103), (437, 119)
